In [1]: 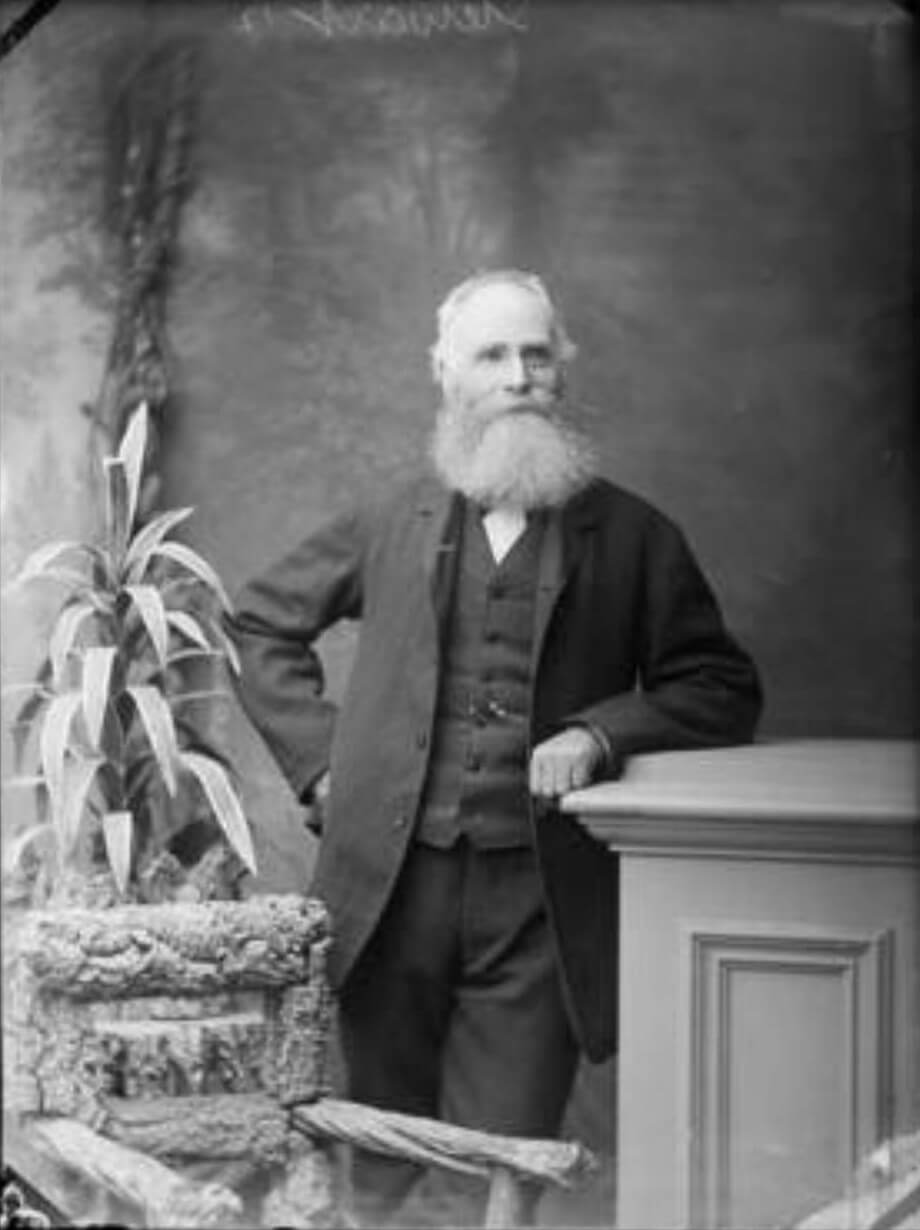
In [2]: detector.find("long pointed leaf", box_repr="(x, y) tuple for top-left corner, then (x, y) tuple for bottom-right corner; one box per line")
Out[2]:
(1, 681), (53, 699)
(173, 718), (235, 770)
(102, 810), (134, 896)
(126, 685), (179, 796)
(1, 822), (55, 876)
(125, 585), (169, 668)
(9, 663), (53, 768)
(104, 456), (131, 566)
(180, 750), (256, 875)
(1, 775), (46, 789)
(170, 690), (231, 707)
(119, 619), (163, 675)
(4, 565), (94, 597)
(206, 617), (242, 676)
(8, 540), (97, 588)
(117, 403), (149, 533)
(58, 756), (104, 858)
(149, 542), (233, 612)
(49, 600), (98, 689)
(165, 609), (213, 653)
(38, 691), (83, 822)
(81, 646), (117, 752)
(124, 507), (195, 582)
(166, 649), (223, 669)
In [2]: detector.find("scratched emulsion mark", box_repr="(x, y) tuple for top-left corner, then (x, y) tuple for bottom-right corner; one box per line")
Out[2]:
(237, 0), (530, 39)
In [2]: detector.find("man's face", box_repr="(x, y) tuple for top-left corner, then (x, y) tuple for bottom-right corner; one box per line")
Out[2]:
(438, 282), (563, 424)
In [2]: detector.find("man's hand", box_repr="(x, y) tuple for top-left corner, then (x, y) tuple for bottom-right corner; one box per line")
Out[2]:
(528, 727), (605, 800)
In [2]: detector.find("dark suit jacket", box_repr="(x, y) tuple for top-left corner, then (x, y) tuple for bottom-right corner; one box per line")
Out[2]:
(226, 474), (762, 1060)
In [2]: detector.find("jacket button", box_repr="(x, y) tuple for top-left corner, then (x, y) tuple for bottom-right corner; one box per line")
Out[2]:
(416, 731), (428, 750)
(393, 811), (408, 830)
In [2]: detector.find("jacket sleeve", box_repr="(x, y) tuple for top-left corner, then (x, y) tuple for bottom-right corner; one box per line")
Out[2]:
(222, 507), (365, 802)
(570, 515), (763, 767)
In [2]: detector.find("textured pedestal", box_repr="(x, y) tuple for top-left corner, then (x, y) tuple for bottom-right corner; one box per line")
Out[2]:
(4, 893), (337, 1228)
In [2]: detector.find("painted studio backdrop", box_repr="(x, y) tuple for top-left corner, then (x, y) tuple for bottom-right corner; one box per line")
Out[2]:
(1, 0), (915, 1172)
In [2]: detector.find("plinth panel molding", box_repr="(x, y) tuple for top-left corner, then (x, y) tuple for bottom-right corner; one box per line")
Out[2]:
(677, 922), (894, 1230)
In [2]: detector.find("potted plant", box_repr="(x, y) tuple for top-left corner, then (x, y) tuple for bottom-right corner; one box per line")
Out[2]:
(3, 403), (255, 908)
(2, 406), (335, 1229)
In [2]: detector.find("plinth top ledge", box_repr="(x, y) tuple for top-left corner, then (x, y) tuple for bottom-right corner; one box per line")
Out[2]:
(562, 740), (918, 862)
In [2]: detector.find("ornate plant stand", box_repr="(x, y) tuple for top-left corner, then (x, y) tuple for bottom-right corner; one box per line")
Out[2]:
(4, 893), (595, 1228)
(4, 894), (336, 1228)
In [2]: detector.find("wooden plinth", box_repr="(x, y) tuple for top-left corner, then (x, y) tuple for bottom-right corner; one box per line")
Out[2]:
(563, 739), (919, 1230)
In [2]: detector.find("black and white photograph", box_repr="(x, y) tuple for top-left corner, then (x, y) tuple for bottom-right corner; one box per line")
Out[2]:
(0, 2), (916, 1227)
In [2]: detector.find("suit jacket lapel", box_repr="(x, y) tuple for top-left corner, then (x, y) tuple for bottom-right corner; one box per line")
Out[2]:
(416, 479), (461, 629)
(530, 484), (600, 676)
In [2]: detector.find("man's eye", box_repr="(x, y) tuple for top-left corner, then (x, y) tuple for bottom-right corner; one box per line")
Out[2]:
(481, 347), (505, 362)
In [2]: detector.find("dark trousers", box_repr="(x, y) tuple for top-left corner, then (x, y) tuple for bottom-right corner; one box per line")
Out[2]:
(338, 838), (580, 1228)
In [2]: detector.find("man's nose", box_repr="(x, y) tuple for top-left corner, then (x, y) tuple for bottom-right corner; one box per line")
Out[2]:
(504, 352), (531, 390)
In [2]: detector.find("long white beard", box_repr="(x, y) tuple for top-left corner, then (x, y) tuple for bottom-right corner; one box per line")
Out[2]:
(430, 404), (598, 511)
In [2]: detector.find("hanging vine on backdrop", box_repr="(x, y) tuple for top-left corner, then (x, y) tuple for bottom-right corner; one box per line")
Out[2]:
(3, 33), (240, 908)
(86, 35), (234, 881)
(87, 35), (200, 522)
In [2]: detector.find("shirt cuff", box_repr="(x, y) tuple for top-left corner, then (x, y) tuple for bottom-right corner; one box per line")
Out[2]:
(567, 720), (616, 773)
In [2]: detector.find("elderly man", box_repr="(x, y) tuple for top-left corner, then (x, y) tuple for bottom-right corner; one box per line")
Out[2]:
(226, 269), (762, 1226)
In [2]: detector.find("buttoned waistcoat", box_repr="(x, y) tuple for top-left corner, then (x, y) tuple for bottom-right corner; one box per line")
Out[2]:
(226, 474), (763, 1061)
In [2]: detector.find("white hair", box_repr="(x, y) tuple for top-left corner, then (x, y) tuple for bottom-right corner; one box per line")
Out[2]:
(429, 268), (578, 379)
(430, 402), (597, 510)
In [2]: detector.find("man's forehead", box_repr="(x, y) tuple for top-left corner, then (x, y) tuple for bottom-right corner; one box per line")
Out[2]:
(446, 282), (554, 347)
